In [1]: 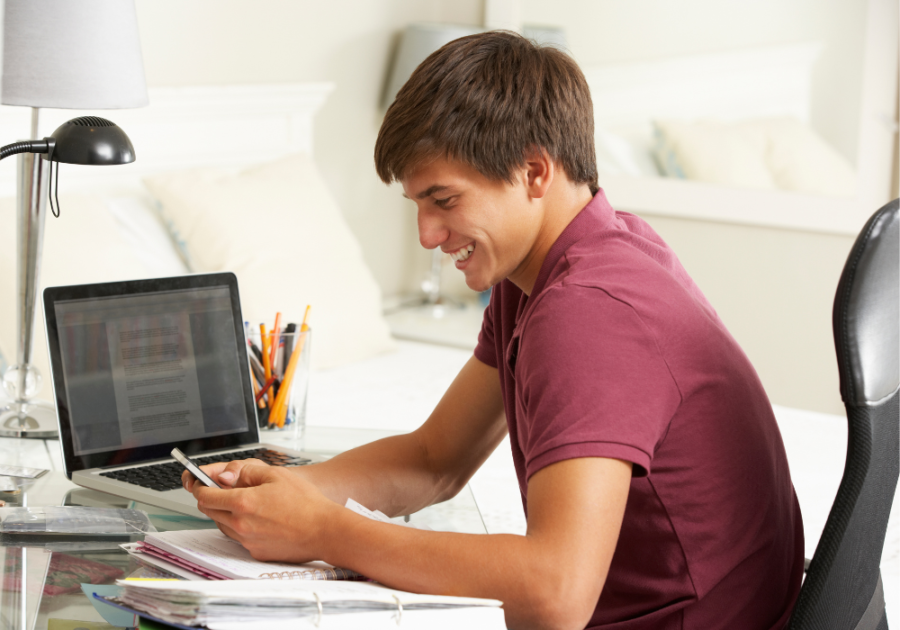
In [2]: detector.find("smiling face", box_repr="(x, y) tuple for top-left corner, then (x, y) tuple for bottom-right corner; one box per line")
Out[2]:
(401, 158), (550, 294)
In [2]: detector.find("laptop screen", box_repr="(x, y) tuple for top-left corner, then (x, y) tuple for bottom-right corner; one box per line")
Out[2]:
(44, 274), (260, 474)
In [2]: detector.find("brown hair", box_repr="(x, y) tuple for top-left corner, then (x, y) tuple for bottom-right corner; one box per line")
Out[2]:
(375, 31), (598, 195)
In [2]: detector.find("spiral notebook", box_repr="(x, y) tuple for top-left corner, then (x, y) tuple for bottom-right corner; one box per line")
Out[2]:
(121, 529), (363, 581)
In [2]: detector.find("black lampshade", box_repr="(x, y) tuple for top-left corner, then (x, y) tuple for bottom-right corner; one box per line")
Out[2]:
(46, 116), (135, 165)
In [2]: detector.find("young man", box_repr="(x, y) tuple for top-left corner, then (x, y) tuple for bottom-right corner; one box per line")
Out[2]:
(185, 32), (804, 629)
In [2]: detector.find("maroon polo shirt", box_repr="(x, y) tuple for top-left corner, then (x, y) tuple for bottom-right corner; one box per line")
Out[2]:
(474, 190), (804, 629)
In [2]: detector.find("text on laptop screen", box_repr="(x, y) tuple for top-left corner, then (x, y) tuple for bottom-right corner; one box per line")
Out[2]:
(54, 286), (250, 456)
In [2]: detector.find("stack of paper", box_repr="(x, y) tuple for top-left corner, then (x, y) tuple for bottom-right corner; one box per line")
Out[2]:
(113, 578), (503, 628)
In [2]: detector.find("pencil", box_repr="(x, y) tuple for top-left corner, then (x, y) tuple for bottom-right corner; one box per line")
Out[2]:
(270, 312), (282, 372)
(271, 306), (311, 427)
(260, 324), (273, 411)
(250, 370), (266, 409)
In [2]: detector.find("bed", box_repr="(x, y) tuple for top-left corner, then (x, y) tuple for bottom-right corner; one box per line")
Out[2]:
(0, 81), (893, 620)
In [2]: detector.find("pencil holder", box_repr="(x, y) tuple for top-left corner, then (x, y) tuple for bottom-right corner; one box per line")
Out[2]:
(245, 327), (312, 446)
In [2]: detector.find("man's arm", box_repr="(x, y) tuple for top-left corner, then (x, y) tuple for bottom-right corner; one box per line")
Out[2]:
(194, 455), (631, 630)
(187, 355), (508, 516)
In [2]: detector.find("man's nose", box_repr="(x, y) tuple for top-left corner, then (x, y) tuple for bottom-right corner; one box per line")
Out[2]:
(417, 208), (449, 250)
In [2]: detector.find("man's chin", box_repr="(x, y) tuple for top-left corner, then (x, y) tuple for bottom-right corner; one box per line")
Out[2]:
(464, 274), (494, 294)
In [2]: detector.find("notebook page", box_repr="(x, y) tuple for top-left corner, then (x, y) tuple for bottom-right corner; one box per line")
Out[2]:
(205, 607), (507, 630)
(118, 577), (503, 607)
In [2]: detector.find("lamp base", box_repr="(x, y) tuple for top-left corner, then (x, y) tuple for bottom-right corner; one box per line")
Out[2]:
(0, 399), (58, 438)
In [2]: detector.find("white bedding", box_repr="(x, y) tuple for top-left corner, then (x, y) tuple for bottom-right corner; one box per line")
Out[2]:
(308, 339), (898, 621)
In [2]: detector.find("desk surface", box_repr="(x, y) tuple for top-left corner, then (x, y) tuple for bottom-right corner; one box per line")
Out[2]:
(0, 428), (487, 630)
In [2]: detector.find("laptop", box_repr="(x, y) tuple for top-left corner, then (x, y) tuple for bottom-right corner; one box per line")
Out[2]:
(43, 272), (324, 519)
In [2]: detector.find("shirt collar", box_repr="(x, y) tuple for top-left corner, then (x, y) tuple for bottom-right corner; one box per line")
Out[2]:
(528, 188), (615, 300)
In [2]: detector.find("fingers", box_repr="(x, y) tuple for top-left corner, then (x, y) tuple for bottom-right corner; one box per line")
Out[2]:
(233, 463), (282, 488)
(216, 458), (268, 487)
(180, 458), (269, 490)
(181, 469), (194, 491)
(214, 518), (240, 541)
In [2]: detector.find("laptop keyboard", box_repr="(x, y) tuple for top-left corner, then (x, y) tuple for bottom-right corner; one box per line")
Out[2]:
(99, 448), (312, 492)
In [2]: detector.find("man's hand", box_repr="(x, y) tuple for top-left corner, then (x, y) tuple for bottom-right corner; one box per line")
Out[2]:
(190, 463), (341, 563)
(180, 458), (268, 492)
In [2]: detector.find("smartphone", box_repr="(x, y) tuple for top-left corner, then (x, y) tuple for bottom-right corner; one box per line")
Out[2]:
(171, 448), (222, 489)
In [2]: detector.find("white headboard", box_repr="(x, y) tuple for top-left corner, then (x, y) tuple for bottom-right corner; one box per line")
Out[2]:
(583, 41), (823, 147)
(0, 82), (334, 197)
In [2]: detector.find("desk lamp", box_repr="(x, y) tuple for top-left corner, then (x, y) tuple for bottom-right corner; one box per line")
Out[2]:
(0, 0), (147, 438)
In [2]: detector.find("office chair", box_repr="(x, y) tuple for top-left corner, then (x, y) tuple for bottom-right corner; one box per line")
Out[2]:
(788, 198), (899, 630)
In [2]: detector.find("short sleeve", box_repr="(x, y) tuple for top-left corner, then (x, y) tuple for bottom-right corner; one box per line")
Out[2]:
(474, 289), (498, 368)
(516, 284), (681, 480)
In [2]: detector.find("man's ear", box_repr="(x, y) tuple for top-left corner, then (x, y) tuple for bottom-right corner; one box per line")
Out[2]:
(522, 147), (554, 199)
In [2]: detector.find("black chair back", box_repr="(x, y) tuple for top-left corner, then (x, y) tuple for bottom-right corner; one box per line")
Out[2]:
(789, 198), (899, 630)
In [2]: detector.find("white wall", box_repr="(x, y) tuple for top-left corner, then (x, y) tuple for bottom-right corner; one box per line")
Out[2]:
(134, 0), (484, 298)
(521, 0), (869, 165)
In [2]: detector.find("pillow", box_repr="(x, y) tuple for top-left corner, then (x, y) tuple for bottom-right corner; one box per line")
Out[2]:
(0, 194), (155, 388)
(143, 154), (395, 370)
(595, 128), (661, 178)
(653, 117), (857, 196)
(750, 118), (857, 196)
(106, 194), (193, 276)
(653, 119), (777, 189)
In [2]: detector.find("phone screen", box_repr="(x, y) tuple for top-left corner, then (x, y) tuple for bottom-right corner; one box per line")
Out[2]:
(171, 448), (222, 489)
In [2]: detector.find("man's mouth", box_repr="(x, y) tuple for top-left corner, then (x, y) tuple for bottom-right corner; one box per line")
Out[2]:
(447, 243), (475, 262)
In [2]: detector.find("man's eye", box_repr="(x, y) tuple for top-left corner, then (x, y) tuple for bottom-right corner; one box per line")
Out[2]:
(435, 197), (453, 208)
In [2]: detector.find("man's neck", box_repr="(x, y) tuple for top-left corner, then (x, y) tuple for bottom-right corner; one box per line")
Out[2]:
(511, 184), (594, 296)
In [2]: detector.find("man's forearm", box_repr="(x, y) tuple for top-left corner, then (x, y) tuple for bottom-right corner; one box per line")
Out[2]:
(292, 356), (508, 517)
(324, 509), (570, 630)
(313, 457), (630, 630)
(293, 431), (453, 516)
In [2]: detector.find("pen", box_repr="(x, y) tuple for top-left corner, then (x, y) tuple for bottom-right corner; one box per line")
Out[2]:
(283, 323), (297, 368)
(255, 376), (277, 404)
(249, 352), (266, 384)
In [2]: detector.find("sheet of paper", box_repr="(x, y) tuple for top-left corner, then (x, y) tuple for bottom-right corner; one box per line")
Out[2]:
(116, 576), (503, 607)
(205, 607), (508, 630)
(120, 542), (207, 581)
(0, 464), (48, 479)
(0, 476), (19, 491)
(344, 498), (431, 531)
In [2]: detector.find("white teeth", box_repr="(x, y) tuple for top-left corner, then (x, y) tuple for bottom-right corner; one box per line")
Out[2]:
(448, 243), (475, 262)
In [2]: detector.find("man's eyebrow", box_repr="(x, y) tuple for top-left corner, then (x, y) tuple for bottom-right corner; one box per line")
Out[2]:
(403, 185), (450, 200)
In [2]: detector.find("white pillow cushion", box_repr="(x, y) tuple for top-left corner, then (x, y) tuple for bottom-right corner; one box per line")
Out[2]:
(653, 119), (777, 189)
(595, 128), (661, 178)
(0, 194), (155, 387)
(749, 118), (857, 196)
(143, 154), (395, 370)
(653, 117), (857, 196)
(106, 194), (192, 276)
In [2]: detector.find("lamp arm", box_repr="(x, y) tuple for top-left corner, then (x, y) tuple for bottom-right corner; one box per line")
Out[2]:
(0, 139), (54, 161)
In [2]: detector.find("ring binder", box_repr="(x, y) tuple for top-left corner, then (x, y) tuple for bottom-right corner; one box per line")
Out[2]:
(393, 594), (403, 626)
(313, 591), (323, 628)
(112, 578), (504, 627)
(259, 566), (357, 580)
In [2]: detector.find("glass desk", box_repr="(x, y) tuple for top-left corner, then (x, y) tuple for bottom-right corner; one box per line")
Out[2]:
(0, 427), (487, 630)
